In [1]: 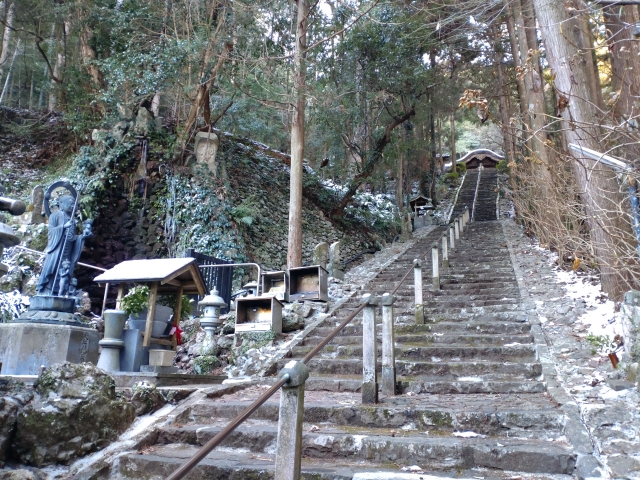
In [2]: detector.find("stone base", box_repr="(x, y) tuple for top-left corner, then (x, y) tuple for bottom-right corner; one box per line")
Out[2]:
(15, 308), (88, 326)
(0, 323), (100, 375)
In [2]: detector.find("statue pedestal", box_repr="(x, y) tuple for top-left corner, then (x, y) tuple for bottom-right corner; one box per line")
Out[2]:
(15, 295), (86, 326)
(0, 323), (100, 375)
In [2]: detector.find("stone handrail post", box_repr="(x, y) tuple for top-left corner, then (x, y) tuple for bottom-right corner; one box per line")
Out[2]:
(413, 259), (424, 325)
(361, 294), (380, 404)
(458, 215), (464, 234)
(442, 235), (449, 269)
(455, 218), (460, 240)
(449, 225), (455, 252)
(431, 243), (440, 290)
(274, 360), (310, 480)
(381, 293), (396, 396)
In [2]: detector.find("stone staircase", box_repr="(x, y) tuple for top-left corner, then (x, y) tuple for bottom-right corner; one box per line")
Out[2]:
(110, 172), (579, 479)
(450, 169), (478, 220)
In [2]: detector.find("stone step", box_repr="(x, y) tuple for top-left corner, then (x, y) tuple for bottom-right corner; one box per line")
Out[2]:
(303, 376), (547, 395)
(283, 358), (542, 379)
(173, 401), (564, 440)
(310, 321), (532, 339)
(301, 333), (535, 347)
(114, 445), (575, 479)
(292, 344), (536, 363)
(423, 299), (520, 308)
(151, 422), (574, 474)
(422, 303), (524, 314)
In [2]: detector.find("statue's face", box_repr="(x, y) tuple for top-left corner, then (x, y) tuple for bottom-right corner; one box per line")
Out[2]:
(60, 196), (74, 214)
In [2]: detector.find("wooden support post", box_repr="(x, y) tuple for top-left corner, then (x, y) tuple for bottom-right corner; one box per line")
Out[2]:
(172, 286), (184, 349)
(143, 282), (159, 347)
(442, 235), (449, 269)
(413, 259), (424, 325)
(431, 243), (440, 290)
(380, 293), (396, 396)
(275, 361), (309, 480)
(361, 294), (379, 404)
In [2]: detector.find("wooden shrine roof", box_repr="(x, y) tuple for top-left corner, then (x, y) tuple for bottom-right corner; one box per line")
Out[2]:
(93, 258), (206, 295)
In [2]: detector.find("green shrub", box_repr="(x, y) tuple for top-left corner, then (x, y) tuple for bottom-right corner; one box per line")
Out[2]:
(496, 160), (508, 174)
(120, 285), (150, 316)
(193, 355), (220, 374)
(456, 162), (467, 173)
(443, 172), (459, 183)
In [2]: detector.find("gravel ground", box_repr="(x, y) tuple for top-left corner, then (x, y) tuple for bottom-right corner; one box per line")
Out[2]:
(502, 218), (640, 479)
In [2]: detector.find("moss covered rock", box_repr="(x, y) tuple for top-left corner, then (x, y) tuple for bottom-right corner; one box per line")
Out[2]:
(11, 362), (135, 467)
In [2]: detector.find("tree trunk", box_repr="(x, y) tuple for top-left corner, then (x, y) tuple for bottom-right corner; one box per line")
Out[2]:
(502, 1), (527, 120)
(395, 148), (404, 211)
(287, 0), (308, 269)
(533, 0), (637, 300)
(48, 23), (68, 112)
(450, 112), (456, 172)
(0, 2), (14, 83)
(0, 37), (18, 105)
(603, 5), (640, 122)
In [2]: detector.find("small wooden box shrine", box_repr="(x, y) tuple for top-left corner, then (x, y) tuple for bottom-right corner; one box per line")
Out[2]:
(261, 270), (289, 302)
(235, 296), (283, 334)
(288, 265), (328, 302)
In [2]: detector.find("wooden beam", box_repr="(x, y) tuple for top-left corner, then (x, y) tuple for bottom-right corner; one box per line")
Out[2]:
(161, 278), (182, 287)
(143, 282), (159, 348)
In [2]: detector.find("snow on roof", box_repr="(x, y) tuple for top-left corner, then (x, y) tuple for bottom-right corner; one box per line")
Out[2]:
(93, 257), (206, 295)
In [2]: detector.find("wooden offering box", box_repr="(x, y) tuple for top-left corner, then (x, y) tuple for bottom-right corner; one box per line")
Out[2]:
(289, 266), (328, 302)
(235, 296), (283, 334)
(261, 271), (289, 302)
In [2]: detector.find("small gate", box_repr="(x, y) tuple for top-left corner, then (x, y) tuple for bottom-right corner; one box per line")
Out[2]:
(186, 249), (233, 314)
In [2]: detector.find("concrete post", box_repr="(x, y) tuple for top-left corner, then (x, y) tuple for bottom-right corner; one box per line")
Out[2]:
(380, 293), (396, 396)
(455, 219), (460, 240)
(361, 294), (379, 404)
(442, 235), (449, 269)
(96, 310), (126, 372)
(413, 259), (424, 325)
(275, 360), (310, 480)
(449, 225), (455, 252)
(459, 214), (464, 234)
(431, 243), (440, 290)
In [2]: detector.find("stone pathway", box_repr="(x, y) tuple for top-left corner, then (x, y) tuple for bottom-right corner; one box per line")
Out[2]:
(55, 170), (639, 480)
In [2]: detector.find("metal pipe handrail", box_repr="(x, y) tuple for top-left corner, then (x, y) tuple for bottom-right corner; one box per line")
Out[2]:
(199, 262), (261, 294)
(471, 167), (482, 222)
(166, 374), (290, 480)
(166, 212), (468, 480)
(12, 245), (107, 271)
(568, 143), (633, 172)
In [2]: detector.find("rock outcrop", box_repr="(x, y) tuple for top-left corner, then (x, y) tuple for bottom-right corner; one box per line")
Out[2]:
(9, 363), (135, 467)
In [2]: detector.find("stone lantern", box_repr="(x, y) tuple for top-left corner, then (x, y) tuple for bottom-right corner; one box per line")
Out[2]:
(199, 287), (227, 350)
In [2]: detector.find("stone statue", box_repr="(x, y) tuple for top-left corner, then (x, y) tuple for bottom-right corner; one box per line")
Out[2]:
(36, 191), (92, 297)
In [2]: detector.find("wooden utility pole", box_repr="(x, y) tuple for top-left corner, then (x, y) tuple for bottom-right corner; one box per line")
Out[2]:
(287, 0), (308, 269)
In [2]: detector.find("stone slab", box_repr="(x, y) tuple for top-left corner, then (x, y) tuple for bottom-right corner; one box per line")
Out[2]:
(353, 474), (473, 480)
(0, 323), (100, 375)
(140, 365), (178, 374)
(606, 379), (636, 391)
(111, 371), (226, 388)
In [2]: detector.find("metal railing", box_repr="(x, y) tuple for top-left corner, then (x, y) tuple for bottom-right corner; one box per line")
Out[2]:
(166, 208), (470, 480)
